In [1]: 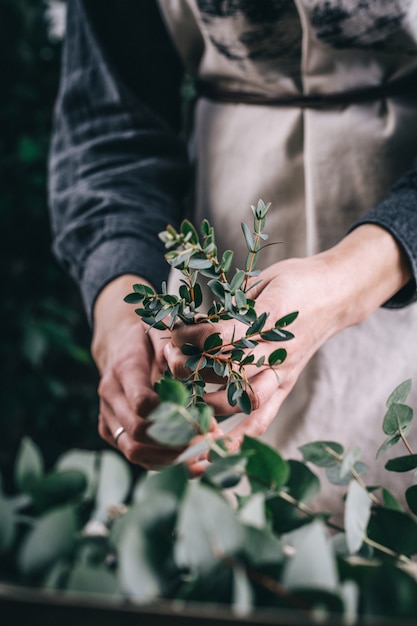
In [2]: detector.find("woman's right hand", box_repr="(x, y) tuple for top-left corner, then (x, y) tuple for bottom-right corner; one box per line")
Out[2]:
(91, 274), (184, 469)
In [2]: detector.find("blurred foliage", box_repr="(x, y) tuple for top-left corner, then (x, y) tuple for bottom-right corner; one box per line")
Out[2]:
(0, 0), (101, 489)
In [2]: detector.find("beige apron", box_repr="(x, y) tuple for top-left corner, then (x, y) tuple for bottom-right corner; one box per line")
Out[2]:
(158, 0), (417, 508)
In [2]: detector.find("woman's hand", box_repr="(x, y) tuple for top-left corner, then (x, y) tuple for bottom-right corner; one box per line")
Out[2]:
(165, 224), (412, 452)
(91, 274), (185, 469)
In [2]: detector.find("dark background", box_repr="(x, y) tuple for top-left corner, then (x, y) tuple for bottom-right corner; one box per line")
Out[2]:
(0, 0), (101, 488)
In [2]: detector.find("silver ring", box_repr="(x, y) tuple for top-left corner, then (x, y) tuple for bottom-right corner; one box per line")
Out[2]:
(113, 426), (126, 445)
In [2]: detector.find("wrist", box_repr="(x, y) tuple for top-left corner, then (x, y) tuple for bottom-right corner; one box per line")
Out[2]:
(320, 224), (412, 330)
(91, 274), (152, 367)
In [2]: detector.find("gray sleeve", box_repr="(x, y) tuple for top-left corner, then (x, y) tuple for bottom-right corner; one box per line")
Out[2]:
(48, 0), (190, 324)
(351, 168), (417, 308)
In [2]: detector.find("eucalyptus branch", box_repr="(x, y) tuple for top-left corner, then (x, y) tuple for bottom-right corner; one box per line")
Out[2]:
(125, 200), (298, 416)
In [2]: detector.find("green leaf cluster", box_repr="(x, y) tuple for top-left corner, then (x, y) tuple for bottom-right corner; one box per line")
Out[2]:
(125, 201), (298, 417)
(3, 384), (417, 624)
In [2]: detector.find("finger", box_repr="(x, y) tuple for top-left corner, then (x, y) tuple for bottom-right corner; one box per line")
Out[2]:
(220, 386), (289, 453)
(99, 405), (185, 469)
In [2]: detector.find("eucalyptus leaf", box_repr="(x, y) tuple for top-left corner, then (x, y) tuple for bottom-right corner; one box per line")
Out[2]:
(340, 445), (362, 478)
(220, 249), (234, 274)
(367, 507), (417, 556)
(203, 332), (223, 352)
(203, 455), (247, 489)
(27, 470), (87, 512)
(123, 292), (144, 304)
(268, 348), (287, 366)
(382, 488), (403, 512)
(405, 485), (417, 515)
(92, 452), (131, 523)
(188, 257), (213, 270)
(55, 449), (98, 501)
(386, 379), (412, 408)
(385, 454), (417, 473)
(247, 312), (268, 336)
(134, 464), (188, 504)
(275, 312), (299, 328)
(148, 403), (197, 447)
(238, 390), (252, 415)
(175, 482), (245, 574)
(286, 460), (320, 503)
(298, 441), (343, 468)
(242, 436), (290, 492)
(15, 437), (44, 491)
(282, 520), (338, 591)
(376, 434), (401, 459)
(382, 403), (413, 436)
(344, 481), (371, 554)
(18, 506), (77, 576)
(207, 279), (225, 299)
(241, 222), (254, 251)
(230, 270), (246, 293)
(238, 492), (266, 529)
(232, 565), (253, 617)
(0, 496), (15, 553)
(155, 377), (189, 406)
(117, 523), (166, 601)
(325, 461), (368, 486)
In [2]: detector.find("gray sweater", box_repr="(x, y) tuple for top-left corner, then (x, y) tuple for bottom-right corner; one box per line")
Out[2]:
(48, 0), (417, 323)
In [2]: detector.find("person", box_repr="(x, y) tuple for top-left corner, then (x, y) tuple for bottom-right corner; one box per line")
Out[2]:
(49, 0), (417, 506)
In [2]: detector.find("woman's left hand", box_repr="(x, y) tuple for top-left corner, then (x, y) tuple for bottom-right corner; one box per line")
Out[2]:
(164, 224), (412, 457)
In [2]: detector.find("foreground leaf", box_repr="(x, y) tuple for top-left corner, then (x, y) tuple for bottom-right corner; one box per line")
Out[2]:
(242, 436), (290, 492)
(15, 438), (44, 491)
(298, 441), (343, 468)
(18, 506), (77, 576)
(405, 485), (417, 515)
(385, 454), (417, 473)
(367, 508), (417, 556)
(344, 481), (371, 554)
(382, 403), (413, 436)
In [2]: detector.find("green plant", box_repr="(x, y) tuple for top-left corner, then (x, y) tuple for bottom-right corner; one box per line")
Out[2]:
(1, 379), (417, 622)
(2, 206), (417, 623)
(124, 200), (297, 449)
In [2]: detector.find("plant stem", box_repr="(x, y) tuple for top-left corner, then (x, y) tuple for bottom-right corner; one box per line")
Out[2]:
(400, 430), (414, 455)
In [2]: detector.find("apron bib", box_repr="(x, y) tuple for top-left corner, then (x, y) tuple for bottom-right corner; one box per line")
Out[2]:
(158, 0), (417, 507)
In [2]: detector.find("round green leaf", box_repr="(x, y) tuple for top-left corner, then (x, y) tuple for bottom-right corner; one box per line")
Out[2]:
(385, 454), (417, 473)
(274, 311), (299, 328)
(242, 436), (290, 492)
(367, 507), (417, 556)
(203, 332), (223, 352)
(18, 506), (77, 576)
(92, 451), (131, 523)
(268, 348), (287, 366)
(175, 482), (245, 574)
(405, 485), (417, 515)
(155, 376), (189, 405)
(148, 403), (196, 447)
(203, 455), (247, 489)
(344, 481), (371, 554)
(55, 449), (98, 501)
(15, 437), (44, 491)
(298, 441), (343, 468)
(0, 496), (15, 553)
(382, 403), (413, 436)
(28, 470), (87, 511)
(382, 488), (403, 512)
(386, 379), (412, 408)
(286, 460), (320, 503)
